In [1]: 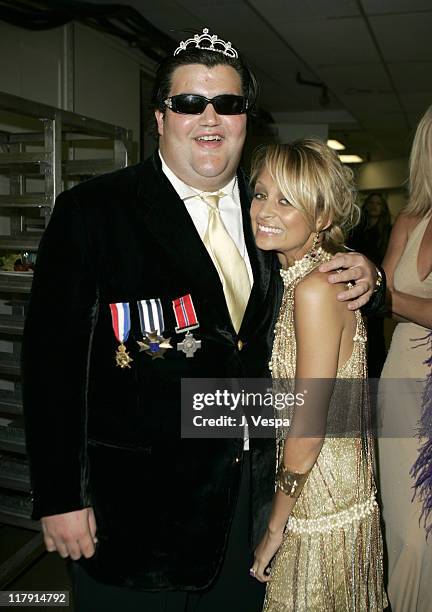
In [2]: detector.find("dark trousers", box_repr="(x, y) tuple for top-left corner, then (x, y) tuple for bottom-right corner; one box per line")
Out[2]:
(70, 455), (265, 611)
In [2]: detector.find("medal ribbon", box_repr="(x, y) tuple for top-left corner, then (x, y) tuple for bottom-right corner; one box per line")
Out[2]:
(172, 294), (199, 332)
(137, 299), (165, 334)
(109, 302), (131, 344)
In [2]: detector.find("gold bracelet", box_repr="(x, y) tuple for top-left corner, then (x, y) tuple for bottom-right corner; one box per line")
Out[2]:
(276, 464), (311, 498)
(373, 267), (383, 293)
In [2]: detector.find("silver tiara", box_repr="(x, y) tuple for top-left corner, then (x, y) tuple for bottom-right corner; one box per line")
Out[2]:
(174, 28), (238, 58)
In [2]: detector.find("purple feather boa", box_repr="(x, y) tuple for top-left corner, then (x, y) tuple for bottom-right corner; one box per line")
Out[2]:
(410, 330), (432, 538)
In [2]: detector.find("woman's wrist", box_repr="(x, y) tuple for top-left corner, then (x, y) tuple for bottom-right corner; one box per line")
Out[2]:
(267, 521), (285, 537)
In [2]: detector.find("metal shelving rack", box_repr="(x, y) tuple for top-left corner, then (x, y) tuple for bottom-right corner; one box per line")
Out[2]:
(0, 91), (132, 587)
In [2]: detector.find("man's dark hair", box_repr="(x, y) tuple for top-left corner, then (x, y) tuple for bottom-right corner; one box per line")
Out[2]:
(151, 48), (258, 115)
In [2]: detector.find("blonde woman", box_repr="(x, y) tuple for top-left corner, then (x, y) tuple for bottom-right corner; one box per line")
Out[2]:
(378, 105), (432, 612)
(249, 140), (387, 611)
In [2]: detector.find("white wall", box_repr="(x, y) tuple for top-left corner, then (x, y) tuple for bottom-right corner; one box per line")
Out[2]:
(355, 157), (409, 219)
(0, 21), (153, 149)
(0, 21), (65, 108)
(355, 158), (408, 191)
(73, 24), (144, 140)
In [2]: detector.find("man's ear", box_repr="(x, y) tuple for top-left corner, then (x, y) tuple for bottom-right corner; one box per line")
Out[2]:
(155, 110), (165, 136)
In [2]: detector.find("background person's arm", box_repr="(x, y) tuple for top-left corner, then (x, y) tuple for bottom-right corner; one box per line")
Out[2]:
(388, 290), (432, 329)
(382, 213), (432, 326)
(382, 213), (411, 290)
(319, 251), (381, 311)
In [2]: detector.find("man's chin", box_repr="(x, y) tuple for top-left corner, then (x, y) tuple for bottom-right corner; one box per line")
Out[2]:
(193, 162), (236, 181)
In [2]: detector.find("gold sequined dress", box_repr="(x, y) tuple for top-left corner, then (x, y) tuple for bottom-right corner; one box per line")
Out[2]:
(263, 252), (387, 612)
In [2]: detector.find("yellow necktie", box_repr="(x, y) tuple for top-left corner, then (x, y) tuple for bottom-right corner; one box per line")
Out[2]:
(201, 192), (251, 333)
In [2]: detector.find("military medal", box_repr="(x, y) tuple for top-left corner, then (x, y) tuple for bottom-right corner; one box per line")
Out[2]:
(115, 343), (133, 368)
(137, 330), (173, 359)
(177, 331), (201, 358)
(172, 294), (201, 358)
(137, 298), (173, 359)
(109, 302), (133, 368)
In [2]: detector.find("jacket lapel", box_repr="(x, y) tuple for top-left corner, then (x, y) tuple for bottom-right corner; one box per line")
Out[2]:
(237, 170), (273, 333)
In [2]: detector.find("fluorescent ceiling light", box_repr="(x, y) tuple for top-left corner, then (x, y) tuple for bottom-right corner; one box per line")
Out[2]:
(327, 139), (345, 151)
(339, 154), (363, 164)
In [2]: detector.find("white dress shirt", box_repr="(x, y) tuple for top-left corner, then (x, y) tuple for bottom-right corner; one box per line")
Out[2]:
(160, 152), (252, 449)
(160, 152), (253, 285)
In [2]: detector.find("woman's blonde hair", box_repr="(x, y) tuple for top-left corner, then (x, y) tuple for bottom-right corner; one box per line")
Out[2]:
(250, 139), (360, 252)
(405, 105), (432, 217)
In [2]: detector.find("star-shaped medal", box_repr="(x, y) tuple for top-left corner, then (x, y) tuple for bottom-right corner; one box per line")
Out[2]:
(137, 330), (173, 359)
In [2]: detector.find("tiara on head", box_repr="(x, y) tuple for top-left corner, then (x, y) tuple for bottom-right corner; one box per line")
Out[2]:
(174, 28), (238, 58)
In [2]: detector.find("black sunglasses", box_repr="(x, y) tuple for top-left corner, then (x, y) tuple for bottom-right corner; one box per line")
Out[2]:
(164, 94), (248, 115)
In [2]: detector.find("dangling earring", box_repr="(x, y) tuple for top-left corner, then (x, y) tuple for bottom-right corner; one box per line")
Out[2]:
(310, 231), (320, 255)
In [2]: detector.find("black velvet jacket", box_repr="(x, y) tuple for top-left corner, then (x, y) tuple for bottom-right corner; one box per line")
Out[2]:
(22, 152), (281, 591)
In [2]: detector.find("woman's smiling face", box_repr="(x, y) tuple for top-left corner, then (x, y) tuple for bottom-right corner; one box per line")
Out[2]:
(250, 167), (315, 266)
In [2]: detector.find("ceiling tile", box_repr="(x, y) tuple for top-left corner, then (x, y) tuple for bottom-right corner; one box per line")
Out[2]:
(361, 113), (409, 130)
(249, 0), (360, 21)
(368, 132), (412, 153)
(316, 63), (392, 94)
(174, 4), (291, 55)
(275, 18), (379, 65)
(179, 0), (243, 6)
(339, 92), (402, 113)
(132, 5), (201, 34)
(399, 92), (432, 113)
(362, 0), (432, 14)
(407, 110), (428, 126)
(370, 13), (432, 62)
(388, 62), (432, 92)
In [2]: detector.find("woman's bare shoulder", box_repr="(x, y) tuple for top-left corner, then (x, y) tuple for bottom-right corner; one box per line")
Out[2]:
(295, 267), (342, 299)
(294, 268), (349, 318)
(394, 212), (421, 236)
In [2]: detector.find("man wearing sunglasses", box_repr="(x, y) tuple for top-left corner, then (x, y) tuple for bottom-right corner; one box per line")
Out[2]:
(23, 28), (384, 612)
